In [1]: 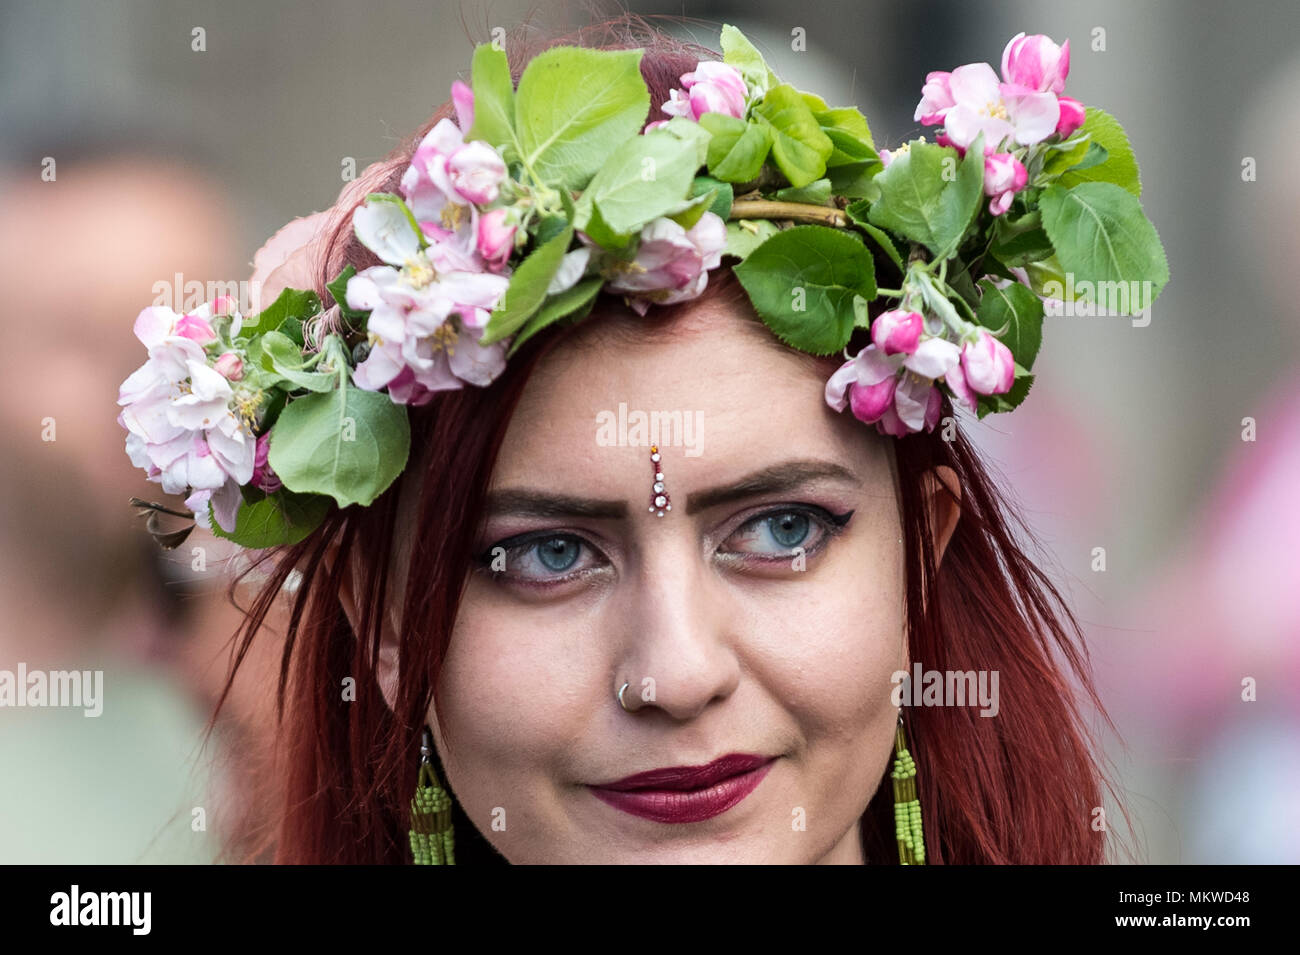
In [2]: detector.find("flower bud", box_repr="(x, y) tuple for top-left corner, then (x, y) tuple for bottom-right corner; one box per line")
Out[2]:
(174, 313), (217, 344)
(477, 207), (517, 270)
(961, 329), (1016, 395)
(213, 351), (244, 381)
(1056, 95), (1086, 139)
(1001, 33), (1070, 94)
(871, 309), (924, 356)
(447, 141), (507, 205)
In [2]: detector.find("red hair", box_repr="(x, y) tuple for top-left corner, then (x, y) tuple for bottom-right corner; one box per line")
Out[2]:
(212, 11), (1128, 865)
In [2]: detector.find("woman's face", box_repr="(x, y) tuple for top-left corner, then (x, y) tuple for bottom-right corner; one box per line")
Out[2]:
(431, 296), (912, 864)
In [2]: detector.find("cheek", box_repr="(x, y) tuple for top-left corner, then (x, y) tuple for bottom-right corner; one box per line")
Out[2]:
(430, 579), (603, 826)
(740, 544), (906, 740)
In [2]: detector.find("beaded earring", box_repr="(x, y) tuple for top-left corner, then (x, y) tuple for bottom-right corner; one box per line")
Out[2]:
(891, 712), (927, 864)
(409, 725), (456, 865)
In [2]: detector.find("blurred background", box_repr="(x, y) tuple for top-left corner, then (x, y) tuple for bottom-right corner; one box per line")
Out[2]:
(1, 0), (1295, 862)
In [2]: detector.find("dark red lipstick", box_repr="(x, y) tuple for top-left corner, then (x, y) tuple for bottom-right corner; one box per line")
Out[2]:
(588, 753), (776, 823)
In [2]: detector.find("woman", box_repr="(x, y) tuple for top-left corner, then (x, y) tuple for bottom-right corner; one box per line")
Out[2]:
(126, 14), (1143, 864)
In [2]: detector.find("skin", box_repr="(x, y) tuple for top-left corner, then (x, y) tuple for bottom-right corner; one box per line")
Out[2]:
(337, 296), (960, 863)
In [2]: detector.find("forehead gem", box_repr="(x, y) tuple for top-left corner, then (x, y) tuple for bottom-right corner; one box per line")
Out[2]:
(648, 446), (670, 517)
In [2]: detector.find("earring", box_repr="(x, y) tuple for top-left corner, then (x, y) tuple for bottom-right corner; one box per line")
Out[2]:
(891, 712), (927, 865)
(409, 725), (456, 865)
(648, 445), (671, 517)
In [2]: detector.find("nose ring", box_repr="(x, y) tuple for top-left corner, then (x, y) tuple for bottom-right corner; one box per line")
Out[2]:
(617, 681), (632, 712)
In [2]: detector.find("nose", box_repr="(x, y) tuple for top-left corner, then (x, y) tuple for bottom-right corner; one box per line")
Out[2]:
(614, 531), (741, 722)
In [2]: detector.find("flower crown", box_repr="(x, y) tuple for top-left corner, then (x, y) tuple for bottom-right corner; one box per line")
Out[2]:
(118, 25), (1168, 551)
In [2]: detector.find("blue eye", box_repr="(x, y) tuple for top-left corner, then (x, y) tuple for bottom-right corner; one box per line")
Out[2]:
(477, 532), (603, 586)
(535, 537), (580, 572)
(719, 506), (853, 560)
(767, 512), (810, 548)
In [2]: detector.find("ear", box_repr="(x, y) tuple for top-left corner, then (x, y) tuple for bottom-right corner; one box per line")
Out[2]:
(923, 464), (962, 569)
(904, 464), (961, 672)
(321, 532), (403, 711)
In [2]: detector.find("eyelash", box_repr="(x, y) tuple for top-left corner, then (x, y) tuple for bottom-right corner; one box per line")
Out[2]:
(472, 504), (855, 591)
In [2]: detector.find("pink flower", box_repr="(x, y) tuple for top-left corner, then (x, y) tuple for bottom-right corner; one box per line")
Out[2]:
(1056, 95), (1086, 139)
(174, 312), (217, 344)
(211, 295), (238, 317)
(961, 329), (1016, 395)
(117, 305), (256, 529)
(661, 61), (748, 122)
(871, 309), (924, 355)
(251, 431), (281, 493)
(347, 198), (510, 400)
(914, 71), (956, 125)
(825, 338), (960, 434)
(476, 207), (517, 271)
(447, 141), (508, 205)
(984, 152), (1029, 216)
(603, 212), (727, 316)
(401, 118), (505, 257)
(944, 361), (979, 413)
(1001, 33), (1070, 94)
(213, 351), (244, 380)
(451, 79), (474, 132)
(941, 62), (1060, 153)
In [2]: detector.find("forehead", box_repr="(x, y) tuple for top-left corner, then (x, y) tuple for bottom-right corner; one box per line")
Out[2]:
(490, 296), (891, 493)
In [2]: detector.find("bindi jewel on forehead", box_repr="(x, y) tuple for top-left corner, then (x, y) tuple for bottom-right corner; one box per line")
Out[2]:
(648, 445), (671, 517)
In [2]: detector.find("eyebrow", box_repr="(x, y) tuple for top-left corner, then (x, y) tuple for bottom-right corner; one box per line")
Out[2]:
(483, 459), (861, 520)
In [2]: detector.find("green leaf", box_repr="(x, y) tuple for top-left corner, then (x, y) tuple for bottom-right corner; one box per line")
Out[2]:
(774, 178), (832, 204)
(515, 46), (649, 191)
(690, 175), (733, 220)
(975, 372), (1033, 418)
(867, 136), (984, 259)
(974, 278), (1044, 368)
(1039, 132), (1092, 179)
(237, 287), (321, 341)
(1058, 107), (1141, 196)
(720, 23), (779, 97)
(479, 225), (575, 345)
(698, 114), (772, 183)
(654, 116), (712, 167)
(208, 489), (332, 549)
(845, 199), (903, 272)
(463, 42), (519, 160)
(751, 84), (834, 188)
(732, 224), (876, 355)
(806, 103), (881, 199)
(814, 106), (874, 154)
(325, 265), (367, 320)
(722, 218), (780, 261)
(579, 125), (708, 235)
(507, 277), (603, 357)
(267, 386), (410, 509)
(258, 330), (338, 392)
(1038, 182), (1169, 314)
(989, 209), (1055, 267)
(664, 189), (717, 230)
(579, 201), (631, 250)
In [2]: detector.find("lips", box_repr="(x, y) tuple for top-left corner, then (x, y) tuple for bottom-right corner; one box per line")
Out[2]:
(588, 753), (776, 824)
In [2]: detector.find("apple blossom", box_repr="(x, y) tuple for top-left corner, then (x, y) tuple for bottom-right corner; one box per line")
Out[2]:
(984, 152), (1029, 216)
(660, 61), (748, 122)
(603, 212), (727, 316)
